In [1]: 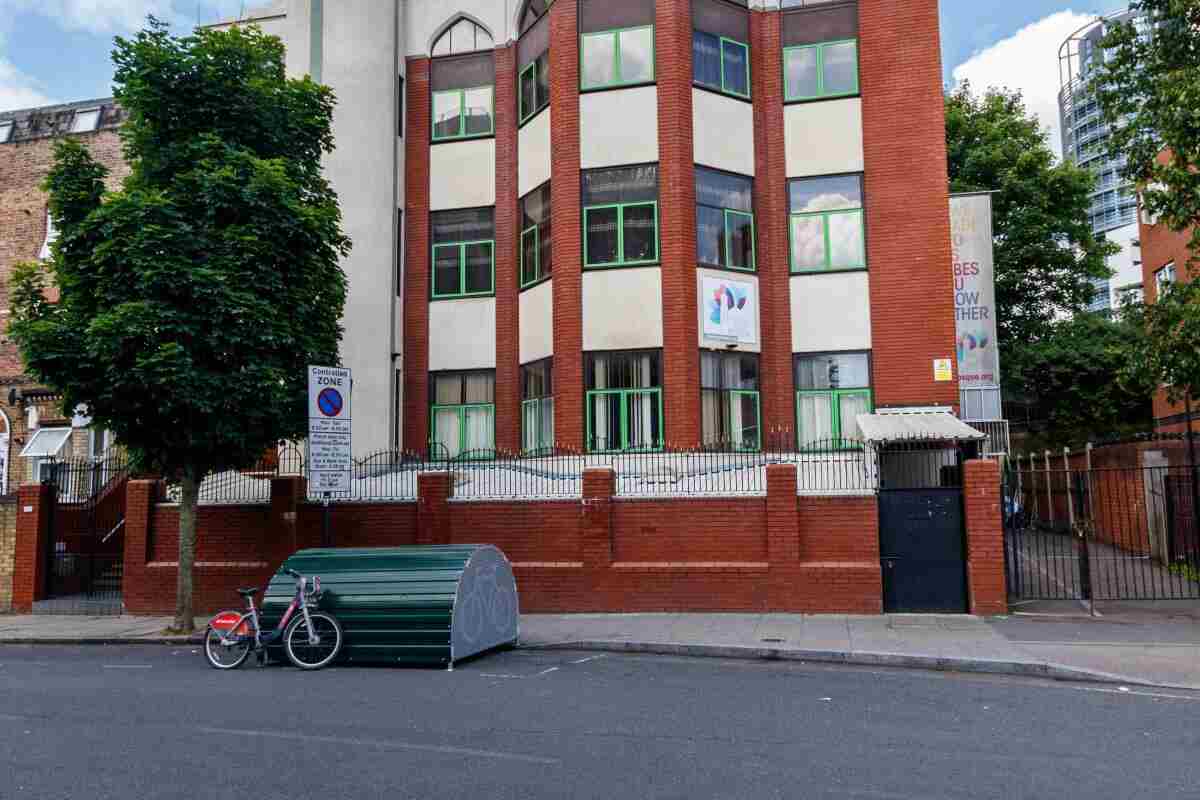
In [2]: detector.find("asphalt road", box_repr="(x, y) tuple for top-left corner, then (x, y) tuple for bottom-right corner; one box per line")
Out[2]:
(1, 646), (1198, 800)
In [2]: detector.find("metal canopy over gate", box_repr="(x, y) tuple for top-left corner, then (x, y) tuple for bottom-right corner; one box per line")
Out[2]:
(861, 410), (985, 614)
(37, 454), (129, 615)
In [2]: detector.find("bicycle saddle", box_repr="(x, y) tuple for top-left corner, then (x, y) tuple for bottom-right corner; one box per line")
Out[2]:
(236, 587), (258, 597)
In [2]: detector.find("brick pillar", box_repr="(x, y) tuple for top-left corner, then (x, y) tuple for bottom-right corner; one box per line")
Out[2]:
(12, 483), (52, 612)
(581, 468), (615, 568)
(417, 471), (451, 546)
(750, 10), (795, 439)
(656, 0), (700, 447)
(121, 479), (156, 613)
(860, 0), (958, 409)
(494, 44), (522, 453)
(550, 0), (584, 449)
(269, 476), (304, 565)
(964, 459), (1006, 615)
(403, 56), (432, 451)
(766, 463), (800, 562)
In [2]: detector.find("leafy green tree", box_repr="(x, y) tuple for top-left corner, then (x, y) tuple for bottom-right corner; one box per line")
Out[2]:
(945, 84), (1116, 352)
(1005, 310), (1153, 446)
(8, 21), (349, 632)
(1096, 0), (1200, 256)
(1096, 1), (1200, 404)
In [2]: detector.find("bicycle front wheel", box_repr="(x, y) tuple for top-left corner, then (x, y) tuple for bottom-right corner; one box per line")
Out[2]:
(284, 612), (343, 670)
(204, 626), (252, 670)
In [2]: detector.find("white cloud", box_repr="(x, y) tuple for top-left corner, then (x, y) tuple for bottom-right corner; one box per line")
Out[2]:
(0, 57), (53, 112)
(951, 10), (1098, 159)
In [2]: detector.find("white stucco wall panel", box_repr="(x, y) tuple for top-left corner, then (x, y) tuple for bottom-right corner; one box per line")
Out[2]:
(405, 1), (515, 57)
(518, 108), (552, 197)
(582, 268), (663, 351)
(692, 89), (755, 176)
(519, 279), (554, 364)
(429, 138), (496, 210)
(790, 271), (872, 353)
(579, 86), (659, 169)
(784, 97), (864, 178)
(428, 297), (497, 370)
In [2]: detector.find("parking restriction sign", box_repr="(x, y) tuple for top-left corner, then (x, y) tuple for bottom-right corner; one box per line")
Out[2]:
(308, 366), (352, 493)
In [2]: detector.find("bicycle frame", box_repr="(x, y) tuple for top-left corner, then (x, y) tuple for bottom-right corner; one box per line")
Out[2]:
(209, 575), (322, 650)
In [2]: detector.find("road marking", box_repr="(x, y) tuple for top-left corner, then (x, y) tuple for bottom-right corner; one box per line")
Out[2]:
(570, 655), (606, 664)
(1010, 640), (1200, 648)
(1071, 686), (1200, 702)
(535, 667), (560, 677)
(102, 665), (152, 669)
(479, 673), (523, 679)
(199, 727), (560, 765)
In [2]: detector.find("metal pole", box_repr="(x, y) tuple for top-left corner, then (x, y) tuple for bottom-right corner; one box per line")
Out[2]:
(1063, 447), (1075, 530)
(1045, 450), (1054, 528)
(321, 493), (332, 548)
(1186, 394), (1199, 552)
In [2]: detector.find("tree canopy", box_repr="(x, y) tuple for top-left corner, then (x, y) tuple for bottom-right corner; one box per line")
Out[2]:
(8, 20), (350, 629)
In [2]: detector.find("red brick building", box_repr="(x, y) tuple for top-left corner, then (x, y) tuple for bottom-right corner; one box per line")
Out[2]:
(0, 99), (129, 494)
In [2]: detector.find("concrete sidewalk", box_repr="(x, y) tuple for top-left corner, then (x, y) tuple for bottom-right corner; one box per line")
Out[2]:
(1, 611), (1197, 690)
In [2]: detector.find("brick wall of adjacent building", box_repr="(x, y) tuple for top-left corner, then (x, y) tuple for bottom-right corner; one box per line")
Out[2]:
(860, 0), (959, 410)
(494, 44), (522, 453)
(403, 57), (432, 452)
(0, 496), (16, 612)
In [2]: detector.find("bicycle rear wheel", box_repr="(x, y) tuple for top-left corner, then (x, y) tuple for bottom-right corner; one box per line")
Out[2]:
(204, 626), (252, 670)
(283, 612), (343, 670)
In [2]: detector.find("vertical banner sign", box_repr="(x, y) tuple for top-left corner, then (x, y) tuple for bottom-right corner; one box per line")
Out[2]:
(950, 194), (1000, 388)
(308, 366), (352, 494)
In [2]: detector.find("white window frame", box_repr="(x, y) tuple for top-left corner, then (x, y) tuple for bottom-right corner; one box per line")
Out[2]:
(0, 121), (13, 143)
(70, 108), (101, 134)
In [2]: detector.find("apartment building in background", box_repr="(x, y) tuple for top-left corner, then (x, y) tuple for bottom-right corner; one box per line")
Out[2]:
(211, 0), (960, 458)
(1058, 7), (1145, 315)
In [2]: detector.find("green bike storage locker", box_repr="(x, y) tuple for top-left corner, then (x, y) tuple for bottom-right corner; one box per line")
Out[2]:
(259, 545), (519, 667)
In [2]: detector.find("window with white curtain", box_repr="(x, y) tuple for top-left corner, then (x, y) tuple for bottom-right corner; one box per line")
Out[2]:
(794, 352), (871, 450)
(701, 351), (760, 450)
(521, 358), (554, 454)
(585, 350), (662, 452)
(430, 370), (495, 458)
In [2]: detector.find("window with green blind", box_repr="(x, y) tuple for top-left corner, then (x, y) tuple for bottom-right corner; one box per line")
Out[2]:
(783, 39), (858, 101)
(430, 370), (496, 459)
(789, 174), (865, 272)
(431, 208), (495, 299)
(432, 85), (494, 141)
(582, 164), (660, 268)
(521, 358), (554, 454)
(580, 26), (655, 90)
(585, 350), (663, 452)
(794, 352), (872, 450)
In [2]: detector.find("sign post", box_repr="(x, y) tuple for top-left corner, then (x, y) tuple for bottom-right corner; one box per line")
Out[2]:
(308, 365), (352, 546)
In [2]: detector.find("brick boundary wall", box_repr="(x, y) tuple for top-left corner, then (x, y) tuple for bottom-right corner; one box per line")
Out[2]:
(964, 459), (1006, 615)
(0, 496), (16, 612)
(11, 483), (52, 612)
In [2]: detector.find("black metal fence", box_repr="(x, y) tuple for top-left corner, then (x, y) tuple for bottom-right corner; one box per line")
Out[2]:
(1004, 459), (1200, 602)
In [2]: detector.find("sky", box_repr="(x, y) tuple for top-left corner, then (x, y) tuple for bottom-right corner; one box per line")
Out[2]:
(0, 0), (1130, 156)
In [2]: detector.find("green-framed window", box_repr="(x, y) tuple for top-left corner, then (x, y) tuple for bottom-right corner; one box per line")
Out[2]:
(521, 358), (554, 454)
(580, 25), (655, 90)
(794, 352), (872, 450)
(520, 182), (552, 288)
(432, 85), (494, 141)
(693, 31), (749, 98)
(789, 174), (865, 272)
(519, 51), (550, 124)
(582, 164), (660, 269)
(701, 351), (760, 451)
(430, 370), (495, 459)
(585, 350), (663, 452)
(783, 39), (858, 101)
(431, 207), (495, 298)
(696, 166), (755, 271)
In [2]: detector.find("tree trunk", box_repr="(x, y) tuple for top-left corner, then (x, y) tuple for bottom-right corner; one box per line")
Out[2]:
(173, 469), (199, 632)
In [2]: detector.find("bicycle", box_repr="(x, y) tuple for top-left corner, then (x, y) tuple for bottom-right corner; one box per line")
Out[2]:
(204, 568), (344, 671)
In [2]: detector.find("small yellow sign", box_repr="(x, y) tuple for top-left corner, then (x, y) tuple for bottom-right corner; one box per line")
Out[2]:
(934, 358), (954, 382)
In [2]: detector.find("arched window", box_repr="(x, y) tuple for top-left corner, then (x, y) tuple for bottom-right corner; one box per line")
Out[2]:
(519, 0), (550, 36)
(431, 17), (494, 57)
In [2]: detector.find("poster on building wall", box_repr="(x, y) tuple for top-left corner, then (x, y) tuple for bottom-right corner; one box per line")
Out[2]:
(950, 193), (1000, 389)
(701, 276), (757, 345)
